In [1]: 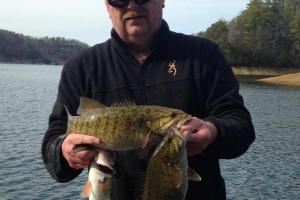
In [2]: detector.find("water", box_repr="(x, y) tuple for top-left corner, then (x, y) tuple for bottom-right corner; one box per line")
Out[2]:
(0, 64), (299, 200)
(221, 83), (300, 200)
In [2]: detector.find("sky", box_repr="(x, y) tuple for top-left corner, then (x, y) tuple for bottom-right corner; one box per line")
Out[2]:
(0, 0), (250, 46)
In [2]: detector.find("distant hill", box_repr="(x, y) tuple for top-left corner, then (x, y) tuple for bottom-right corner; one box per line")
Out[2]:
(0, 29), (89, 65)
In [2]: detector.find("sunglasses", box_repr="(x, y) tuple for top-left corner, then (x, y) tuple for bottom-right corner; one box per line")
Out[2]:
(108, 0), (151, 8)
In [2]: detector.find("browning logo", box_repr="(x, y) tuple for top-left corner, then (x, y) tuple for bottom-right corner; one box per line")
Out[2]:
(168, 59), (176, 76)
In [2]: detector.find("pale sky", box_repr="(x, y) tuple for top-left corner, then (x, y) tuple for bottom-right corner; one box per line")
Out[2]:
(0, 0), (249, 45)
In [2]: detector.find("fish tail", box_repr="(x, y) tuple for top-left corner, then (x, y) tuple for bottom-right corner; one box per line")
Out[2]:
(80, 181), (92, 198)
(64, 106), (73, 134)
(64, 106), (71, 117)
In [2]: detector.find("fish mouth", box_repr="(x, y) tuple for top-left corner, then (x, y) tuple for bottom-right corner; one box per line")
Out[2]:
(176, 114), (193, 128)
(91, 162), (115, 181)
(159, 114), (192, 134)
(97, 164), (114, 175)
(93, 151), (115, 177)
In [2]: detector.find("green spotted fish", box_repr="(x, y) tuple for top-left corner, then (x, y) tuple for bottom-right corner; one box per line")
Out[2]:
(140, 127), (201, 200)
(66, 97), (191, 152)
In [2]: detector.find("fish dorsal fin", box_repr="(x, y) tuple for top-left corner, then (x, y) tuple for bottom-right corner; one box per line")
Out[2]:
(80, 181), (92, 197)
(111, 98), (136, 107)
(77, 97), (106, 115)
(188, 167), (202, 182)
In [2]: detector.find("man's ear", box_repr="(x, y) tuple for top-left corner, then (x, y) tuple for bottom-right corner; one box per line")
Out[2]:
(105, 0), (112, 19)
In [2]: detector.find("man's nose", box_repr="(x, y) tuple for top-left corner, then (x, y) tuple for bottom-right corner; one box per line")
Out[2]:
(127, 0), (140, 9)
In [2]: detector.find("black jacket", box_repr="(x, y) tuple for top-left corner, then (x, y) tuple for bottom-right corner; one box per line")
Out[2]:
(42, 21), (255, 200)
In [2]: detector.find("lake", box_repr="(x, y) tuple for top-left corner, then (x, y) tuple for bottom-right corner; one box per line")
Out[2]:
(0, 64), (299, 200)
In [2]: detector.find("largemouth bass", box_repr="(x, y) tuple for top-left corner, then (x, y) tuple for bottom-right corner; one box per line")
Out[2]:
(141, 127), (201, 200)
(66, 97), (191, 151)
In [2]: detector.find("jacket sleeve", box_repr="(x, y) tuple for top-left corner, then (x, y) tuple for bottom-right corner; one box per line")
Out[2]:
(41, 60), (85, 182)
(199, 44), (255, 159)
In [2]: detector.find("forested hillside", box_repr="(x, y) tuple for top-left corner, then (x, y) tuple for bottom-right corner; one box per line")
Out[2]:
(0, 29), (89, 64)
(199, 0), (300, 68)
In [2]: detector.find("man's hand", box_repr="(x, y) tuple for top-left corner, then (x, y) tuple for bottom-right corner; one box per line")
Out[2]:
(61, 133), (101, 169)
(180, 117), (218, 156)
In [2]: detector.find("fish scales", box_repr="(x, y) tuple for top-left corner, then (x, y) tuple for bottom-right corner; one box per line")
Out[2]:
(68, 106), (149, 150)
(98, 107), (148, 147)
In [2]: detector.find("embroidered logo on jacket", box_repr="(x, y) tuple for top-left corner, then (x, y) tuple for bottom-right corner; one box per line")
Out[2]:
(168, 60), (177, 76)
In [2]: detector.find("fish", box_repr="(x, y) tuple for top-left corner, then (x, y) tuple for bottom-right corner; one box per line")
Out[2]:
(81, 150), (115, 200)
(140, 127), (201, 200)
(66, 97), (191, 152)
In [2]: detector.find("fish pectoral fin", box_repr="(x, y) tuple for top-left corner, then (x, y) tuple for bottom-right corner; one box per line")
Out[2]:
(174, 167), (183, 189)
(188, 167), (202, 182)
(80, 181), (92, 198)
(136, 131), (152, 159)
(77, 97), (106, 115)
(142, 131), (151, 149)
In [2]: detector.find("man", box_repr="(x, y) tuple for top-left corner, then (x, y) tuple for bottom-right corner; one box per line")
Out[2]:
(42, 0), (255, 199)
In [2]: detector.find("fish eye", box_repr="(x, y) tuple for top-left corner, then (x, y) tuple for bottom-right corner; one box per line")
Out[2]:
(170, 112), (177, 118)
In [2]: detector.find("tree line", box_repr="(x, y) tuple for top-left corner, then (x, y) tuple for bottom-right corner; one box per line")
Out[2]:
(0, 29), (89, 64)
(199, 0), (300, 68)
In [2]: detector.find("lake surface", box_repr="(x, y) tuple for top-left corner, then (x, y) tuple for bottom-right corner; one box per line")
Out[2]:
(0, 64), (299, 200)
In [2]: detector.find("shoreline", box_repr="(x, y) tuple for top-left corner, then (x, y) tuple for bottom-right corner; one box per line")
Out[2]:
(232, 67), (300, 87)
(256, 72), (300, 87)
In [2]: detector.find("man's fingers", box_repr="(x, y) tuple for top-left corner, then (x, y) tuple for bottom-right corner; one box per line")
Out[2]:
(61, 133), (101, 169)
(68, 133), (100, 145)
(182, 117), (218, 157)
(180, 124), (195, 133)
(180, 117), (205, 133)
(69, 162), (90, 170)
(66, 153), (92, 169)
(73, 150), (97, 161)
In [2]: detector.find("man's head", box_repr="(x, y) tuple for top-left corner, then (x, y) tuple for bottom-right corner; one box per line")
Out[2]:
(105, 0), (165, 45)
